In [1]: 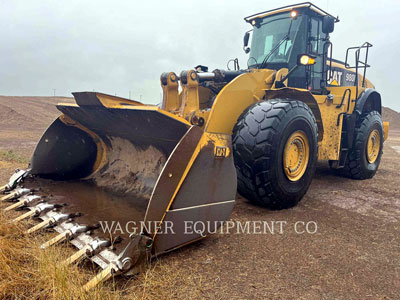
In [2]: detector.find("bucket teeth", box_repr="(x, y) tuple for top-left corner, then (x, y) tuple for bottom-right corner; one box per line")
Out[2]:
(1, 188), (31, 202)
(26, 218), (53, 234)
(41, 231), (69, 249)
(40, 224), (90, 249)
(12, 202), (57, 223)
(62, 246), (90, 266)
(25, 212), (77, 234)
(62, 238), (111, 266)
(12, 209), (37, 223)
(1, 169), (29, 194)
(82, 234), (152, 290)
(4, 195), (41, 212)
(83, 263), (120, 291)
(5, 201), (27, 212)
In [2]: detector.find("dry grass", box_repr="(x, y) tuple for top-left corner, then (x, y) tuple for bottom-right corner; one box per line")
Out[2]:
(0, 208), (205, 300)
(0, 159), (202, 299)
(0, 150), (30, 164)
(0, 211), (127, 299)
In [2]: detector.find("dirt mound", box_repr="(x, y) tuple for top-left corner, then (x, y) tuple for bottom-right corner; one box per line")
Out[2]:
(0, 96), (74, 130)
(0, 103), (37, 128)
(382, 106), (400, 130)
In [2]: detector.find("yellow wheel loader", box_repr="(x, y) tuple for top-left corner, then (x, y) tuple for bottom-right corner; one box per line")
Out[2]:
(0, 2), (389, 289)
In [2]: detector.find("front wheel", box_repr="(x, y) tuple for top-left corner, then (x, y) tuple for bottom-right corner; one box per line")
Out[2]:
(340, 111), (384, 179)
(232, 99), (318, 209)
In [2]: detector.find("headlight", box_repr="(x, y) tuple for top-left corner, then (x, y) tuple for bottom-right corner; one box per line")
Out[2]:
(298, 54), (316, 65)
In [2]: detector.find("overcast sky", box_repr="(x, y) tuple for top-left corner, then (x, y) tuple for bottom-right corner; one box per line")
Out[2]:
(1, 0), (399, 111)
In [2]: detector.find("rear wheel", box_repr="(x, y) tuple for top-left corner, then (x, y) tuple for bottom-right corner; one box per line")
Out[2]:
(339, 111), (383, 179)
(232, 99), (318, 209)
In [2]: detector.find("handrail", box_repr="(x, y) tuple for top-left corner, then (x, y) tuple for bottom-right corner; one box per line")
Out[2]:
(336, 88), (351, 109)
(336, 88), (352, 126)
(344, 42), (372, 99)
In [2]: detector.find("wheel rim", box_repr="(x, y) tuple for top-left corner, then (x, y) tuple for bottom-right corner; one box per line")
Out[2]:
(366, 129), (381, 164)
(283, 131), (310, 182)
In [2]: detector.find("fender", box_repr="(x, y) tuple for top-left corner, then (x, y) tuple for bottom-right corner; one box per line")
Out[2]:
(264, 88), (324, 142)
(343, 89), (382, 152)
(354, 88), (382, 115)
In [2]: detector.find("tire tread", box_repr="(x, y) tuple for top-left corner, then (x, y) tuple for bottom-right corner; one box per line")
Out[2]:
(233, 99), (318, 209)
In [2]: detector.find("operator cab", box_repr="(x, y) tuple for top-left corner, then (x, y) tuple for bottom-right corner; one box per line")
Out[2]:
(244, 2), (338, 93)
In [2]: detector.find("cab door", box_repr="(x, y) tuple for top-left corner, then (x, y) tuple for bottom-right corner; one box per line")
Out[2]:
(308, 17), (327, 91)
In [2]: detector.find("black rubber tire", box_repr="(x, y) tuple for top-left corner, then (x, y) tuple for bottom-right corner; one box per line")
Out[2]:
(339, 111), (384, 179)
(232, 99), (318, 209)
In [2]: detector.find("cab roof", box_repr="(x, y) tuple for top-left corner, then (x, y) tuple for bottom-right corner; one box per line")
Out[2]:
(244, 2), (339, 23)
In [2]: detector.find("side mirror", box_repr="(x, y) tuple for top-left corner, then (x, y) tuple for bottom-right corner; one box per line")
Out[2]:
(243, 32), (250, 47)
(322, 16), (335, 34)
(243, 32), (251, 54)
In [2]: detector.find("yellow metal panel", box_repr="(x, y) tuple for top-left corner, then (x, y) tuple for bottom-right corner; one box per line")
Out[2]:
(205, 70), (275, 134)
(359, 75), (374, 89)
(161, 72), (180, 111)
(57, 102), (79, 107)
(180, 70), (200, 117)
(314, 94), (344, 160)
(315, 86), (363, 160)
(273, 68), (288, 88)
(383, 122), (389, 141)
(328, 61), (374, 89)
(96, 93), (144, 108)
(326, 86), (362, 114)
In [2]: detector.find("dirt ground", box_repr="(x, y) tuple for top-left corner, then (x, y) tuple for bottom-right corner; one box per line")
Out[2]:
(0, 96), (399, 299)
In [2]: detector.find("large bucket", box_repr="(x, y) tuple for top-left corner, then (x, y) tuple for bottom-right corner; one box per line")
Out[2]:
(1, 92), (237, 288)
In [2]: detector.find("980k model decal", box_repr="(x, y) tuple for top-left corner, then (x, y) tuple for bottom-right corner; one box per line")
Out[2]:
(327, 67), (357, 87)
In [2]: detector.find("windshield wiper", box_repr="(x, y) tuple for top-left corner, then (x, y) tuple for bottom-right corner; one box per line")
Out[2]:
(258, 19), (294, 69)
(258, 35), (290, 69)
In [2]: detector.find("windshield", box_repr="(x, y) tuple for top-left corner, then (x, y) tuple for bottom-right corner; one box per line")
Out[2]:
(248, 13), (306, 68)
